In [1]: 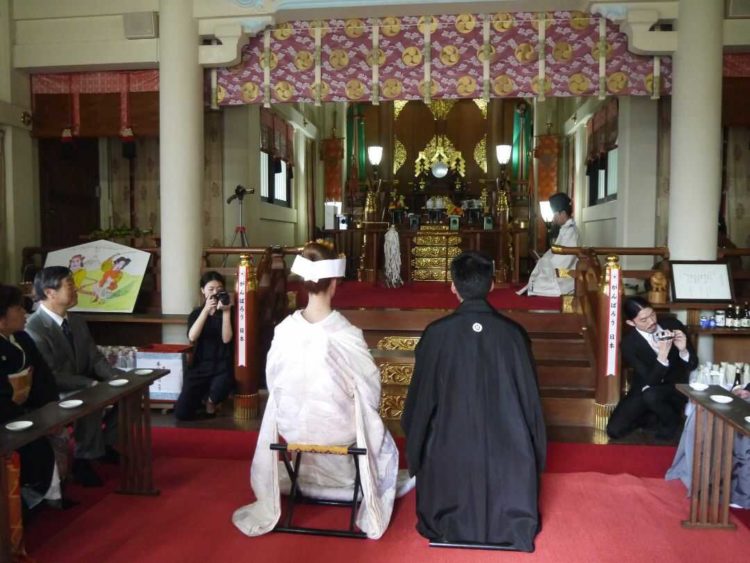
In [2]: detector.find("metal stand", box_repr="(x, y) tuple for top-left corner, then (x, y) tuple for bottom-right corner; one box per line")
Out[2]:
(222, 185), (254, 266)
(270, 443), (368, 539)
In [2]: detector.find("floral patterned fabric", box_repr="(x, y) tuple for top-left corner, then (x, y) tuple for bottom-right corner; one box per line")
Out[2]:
(217, 11), (672, 105)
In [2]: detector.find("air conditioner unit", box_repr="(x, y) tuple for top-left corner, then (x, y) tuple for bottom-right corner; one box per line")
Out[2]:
(727, 0), (750, 18)
(123, 12), (159, 40)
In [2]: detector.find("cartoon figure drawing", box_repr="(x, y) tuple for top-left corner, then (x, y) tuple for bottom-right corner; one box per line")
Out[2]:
(93, 255), (132, 302)
(68, 254), (87, 288)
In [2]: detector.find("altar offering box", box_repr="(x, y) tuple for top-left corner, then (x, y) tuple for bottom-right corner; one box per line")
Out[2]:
(136, 344), (191, 401)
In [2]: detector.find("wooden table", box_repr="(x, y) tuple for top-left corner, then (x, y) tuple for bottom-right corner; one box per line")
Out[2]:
(676, 384), (750, 529)
(0, 369), (169, 563)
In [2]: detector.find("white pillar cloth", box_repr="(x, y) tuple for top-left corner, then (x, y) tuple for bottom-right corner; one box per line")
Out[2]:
(384, 226), (403, 288)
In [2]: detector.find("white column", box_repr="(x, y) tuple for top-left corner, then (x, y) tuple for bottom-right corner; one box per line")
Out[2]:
(159, 0), (203, 340)
(667, 0), (723, 260)
(616, 97), (658, 270)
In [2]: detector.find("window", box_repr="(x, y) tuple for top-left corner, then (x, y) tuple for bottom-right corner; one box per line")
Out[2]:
(260, 151), (291, 206)
(586, 148), (618, 206)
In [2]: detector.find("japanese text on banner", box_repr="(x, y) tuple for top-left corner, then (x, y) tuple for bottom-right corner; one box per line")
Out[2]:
(606, 268), (620, 376)
(238, 266), (247, 367)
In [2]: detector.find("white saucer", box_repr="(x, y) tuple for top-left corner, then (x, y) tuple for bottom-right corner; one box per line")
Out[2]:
(108, 379), (129, 387)
(133, 369), (153, 376)
(5, 420), (33, 431)
(59, 399), (83, 409)
(689, 382), (708, 391)
(710, 394), (733, 404)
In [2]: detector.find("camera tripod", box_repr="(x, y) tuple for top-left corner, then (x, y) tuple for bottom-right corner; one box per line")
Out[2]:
(222, 185), (254, 266)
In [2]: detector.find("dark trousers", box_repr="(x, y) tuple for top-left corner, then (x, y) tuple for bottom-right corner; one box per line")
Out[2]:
(174, 362), (234, 421)
(607, 384), (686, 439)
(74, 406), (118, 459)
(18, 438), (55, 497)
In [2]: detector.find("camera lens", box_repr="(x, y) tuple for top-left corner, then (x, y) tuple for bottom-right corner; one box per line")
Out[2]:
(215, 291), (230, 306)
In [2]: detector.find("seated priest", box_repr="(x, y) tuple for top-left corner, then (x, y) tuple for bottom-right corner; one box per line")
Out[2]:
(666, 383), (750, 509)
(232, 241), (411, 540)
(402, 251), (546, 551)
(0, 284), (62, 511)
(518, 192), (581, 297)
(607, 297), (698, 441)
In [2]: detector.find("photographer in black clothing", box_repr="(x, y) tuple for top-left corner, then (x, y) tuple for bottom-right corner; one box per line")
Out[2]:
(607, 297), (698, 440)
(174, 271), (234, 420)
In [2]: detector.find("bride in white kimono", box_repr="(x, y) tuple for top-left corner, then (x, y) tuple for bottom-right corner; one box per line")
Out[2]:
(518, 192), (581, 297)
(233, 242), (410, 540)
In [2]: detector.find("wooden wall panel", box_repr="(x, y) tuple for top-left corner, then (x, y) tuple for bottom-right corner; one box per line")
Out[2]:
(723, 78), (750, 126)
(129, 92), (159, 136)
(32, 94), (71, 137)
(78, 93), (119, 137)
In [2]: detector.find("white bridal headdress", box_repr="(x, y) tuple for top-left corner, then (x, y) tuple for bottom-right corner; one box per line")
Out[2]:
(291, 254), (346, 282)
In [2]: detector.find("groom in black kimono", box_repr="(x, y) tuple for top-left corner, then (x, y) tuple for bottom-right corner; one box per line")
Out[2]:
(402, 251), (546, 552)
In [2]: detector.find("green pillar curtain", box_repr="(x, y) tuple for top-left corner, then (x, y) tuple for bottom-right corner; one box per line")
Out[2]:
(346, 104), (367, 186)
(511, 105), (534, 183)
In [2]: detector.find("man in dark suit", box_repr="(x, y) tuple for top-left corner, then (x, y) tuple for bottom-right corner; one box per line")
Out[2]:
(26, 266), (121, 486)
(607, 296), (698, 440)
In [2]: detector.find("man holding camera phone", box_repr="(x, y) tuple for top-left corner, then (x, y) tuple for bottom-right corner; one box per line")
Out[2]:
(174, 271), (234, 420)
(607, 296), (698, 441)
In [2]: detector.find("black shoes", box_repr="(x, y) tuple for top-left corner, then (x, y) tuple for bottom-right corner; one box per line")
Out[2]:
(72, 459), (104, 487)
(99, 446), (120, 464)
(44, 497), (80, 510)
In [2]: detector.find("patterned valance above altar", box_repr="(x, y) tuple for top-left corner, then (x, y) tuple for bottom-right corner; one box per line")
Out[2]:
(217, 11), (672, 106)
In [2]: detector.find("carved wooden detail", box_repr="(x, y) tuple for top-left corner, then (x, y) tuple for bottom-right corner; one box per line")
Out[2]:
(379, 363), (414, 385)
(379, 392), (407, 420)
(376, 336), (421, 351)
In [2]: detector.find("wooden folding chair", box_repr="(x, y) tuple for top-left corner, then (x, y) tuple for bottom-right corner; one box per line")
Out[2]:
(270, 442), (368, 539)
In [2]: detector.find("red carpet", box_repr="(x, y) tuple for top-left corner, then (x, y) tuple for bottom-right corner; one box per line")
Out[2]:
(26, 429), (749, 563)
(293, 282), (560, 310)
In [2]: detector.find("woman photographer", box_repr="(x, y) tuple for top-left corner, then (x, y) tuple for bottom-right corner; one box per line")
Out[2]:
(174, 271), (234, 420)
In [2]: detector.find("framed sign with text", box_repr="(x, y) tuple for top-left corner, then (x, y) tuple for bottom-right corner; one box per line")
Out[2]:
(669, 261), (734, 303)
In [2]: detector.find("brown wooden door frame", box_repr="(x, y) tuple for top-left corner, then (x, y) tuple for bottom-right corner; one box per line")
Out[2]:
(38, 138), (100, 248)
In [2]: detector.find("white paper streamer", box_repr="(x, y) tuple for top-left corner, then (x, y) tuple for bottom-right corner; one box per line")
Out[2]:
(371, 24), (380, 105)
(314, 25), (322, 106)
(482, 18), (490, 101)
(598, 17), (606, 100)
(263, 30), (271, 108)
(651, 56), (661, 100)
(537, 14), (546, 102)
(423, 21), (432, 104)
(238, 266), (247, 367)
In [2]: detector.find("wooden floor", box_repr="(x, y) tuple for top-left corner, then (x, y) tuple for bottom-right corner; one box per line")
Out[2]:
(152, 395), (680, 446)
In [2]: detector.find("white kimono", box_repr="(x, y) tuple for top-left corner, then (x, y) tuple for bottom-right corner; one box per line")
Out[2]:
(519, 218), (581, 297)
(232, 310), (402, 539)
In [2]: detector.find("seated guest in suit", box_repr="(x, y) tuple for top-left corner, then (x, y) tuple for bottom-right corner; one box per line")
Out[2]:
(667, 383), (750, 508)
(517, 192), (581, 297)
(174, 271), (234, 420)
(607, 296), (698, 440)
(26, 267), (122, 487)
(402, 251), (546, 551)
(0, 284), (62, 509)
(233, 242), (408, 539)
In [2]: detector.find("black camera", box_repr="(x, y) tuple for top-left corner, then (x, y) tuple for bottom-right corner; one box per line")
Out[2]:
(214, 291), (231, 306)
(654, 330), (673, 341)
(226, 184), (255, 204)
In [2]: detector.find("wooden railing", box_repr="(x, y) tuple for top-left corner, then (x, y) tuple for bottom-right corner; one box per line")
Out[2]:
(553, 246), (670, 429)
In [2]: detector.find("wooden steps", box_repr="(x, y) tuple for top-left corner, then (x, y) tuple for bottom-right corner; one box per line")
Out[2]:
(341, 308), (597, 428)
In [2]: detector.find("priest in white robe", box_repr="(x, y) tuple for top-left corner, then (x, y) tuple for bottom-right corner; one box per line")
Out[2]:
(518, 192), (581, 297)
(233, 241), (408, 540)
